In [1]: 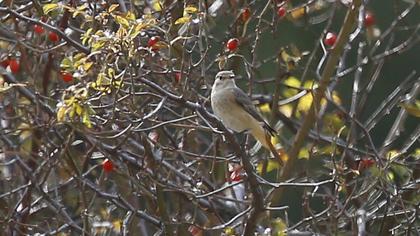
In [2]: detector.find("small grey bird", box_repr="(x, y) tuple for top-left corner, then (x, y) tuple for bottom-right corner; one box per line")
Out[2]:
(211, 71), (276, 149)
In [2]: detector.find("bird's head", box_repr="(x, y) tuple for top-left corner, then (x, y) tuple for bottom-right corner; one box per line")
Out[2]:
(213, 71), (236, 90)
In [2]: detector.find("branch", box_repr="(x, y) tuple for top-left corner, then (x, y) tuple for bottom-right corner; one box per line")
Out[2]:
(271, 0), (362, 204)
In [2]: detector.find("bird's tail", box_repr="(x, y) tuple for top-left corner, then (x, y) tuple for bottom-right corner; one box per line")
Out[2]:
(252, 125), (284, 165)
(251, 125), (273, 150)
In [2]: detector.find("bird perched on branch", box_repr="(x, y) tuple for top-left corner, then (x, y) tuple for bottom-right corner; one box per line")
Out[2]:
(211, 70), (277, 151)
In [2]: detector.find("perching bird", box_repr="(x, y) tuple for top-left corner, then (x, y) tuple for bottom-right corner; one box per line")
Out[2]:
(211, 70), (276, 150)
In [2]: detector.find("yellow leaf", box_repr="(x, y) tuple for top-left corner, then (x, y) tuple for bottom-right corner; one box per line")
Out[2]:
(272, 218), (287, 236)
(125, 11), (136, 21)
(323, 113), (346, 135)
(297, 94), (313, 112)
(400, 101), (420, 117)
(256, 160), (280, 174)
(75, 103), (83, 116)
(298, 147), (309, 159)
(60, 57), (73, 69)
(413, 148), (420, 160)
(81, 28), (93, 45)
(72, 4), (88, 18)
(115, 15), (130, 28)
(108, 4), (119, 13)
(283, 76), (300, 97)
(332, 91), (342, 105)
(83, 62), (93, 71)
(92, 40), (106, 51)
(277, 149), (289, 163)
(224, 227), (236, 236)
(184, 6), (198, 14)
(82, 111), (92, 128)
(43, 3), (59, 15)
(280, 48), (301, 71)
(152, 0), (162, 11)
(303, 80), (317, 89)
(57, 106), (66, 122)
(387, 150), (400, 160)
(17, 123), (31, 140)
(74, 53), (86, 61)
(278, 104), (293, 118)
(107, 68), (115, 78)
(65, 97), (75, 106)
(112, 220), (122, 232)
(20, 135), (33, 156)
(69, 105), (76, 118)
(386, 171), (395, 181)
(271, 136), (279, 145)
(175, 16), (191, 25)
(259, 103), (271, 113)
(290, 7), (306, 19)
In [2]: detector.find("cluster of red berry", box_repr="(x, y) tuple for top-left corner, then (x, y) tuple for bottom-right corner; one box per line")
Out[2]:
(324, 11), (376, 47)
(33, 24), (61, 42)
(1, 58), (20, 74)
(224, 4), (287, 53)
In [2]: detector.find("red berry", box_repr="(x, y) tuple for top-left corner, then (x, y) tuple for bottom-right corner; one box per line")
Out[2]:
(277, 7), (287, 18)
(9, 59), (20, 74)
(324, 32), (337, 46)
(102, 159), (114, 172)
(34, 24), (45, 34)
(226, 38), (239, 51)
(1, 59), (9, 68)
(364, 11), (375, 27)
(61, 72), (73, 82)
(358, 158), (375, 171)
(188, 226), (201, 236)
(175, 72), (182, 83)
(148, 131), (159, 143)
(48, 32), (60, 42)
(229, 169), (243, 182)
(241, 8), (251, 22)
(148, 36), (160, 48)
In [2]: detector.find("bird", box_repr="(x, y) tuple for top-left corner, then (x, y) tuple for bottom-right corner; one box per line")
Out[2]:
(211, 70), (276, 150)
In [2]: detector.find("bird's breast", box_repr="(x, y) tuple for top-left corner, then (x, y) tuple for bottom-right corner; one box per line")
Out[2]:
(211, 91), (259, 132)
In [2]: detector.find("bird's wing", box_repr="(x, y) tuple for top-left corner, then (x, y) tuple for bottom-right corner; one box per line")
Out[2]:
(231, 87), (277, 136)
